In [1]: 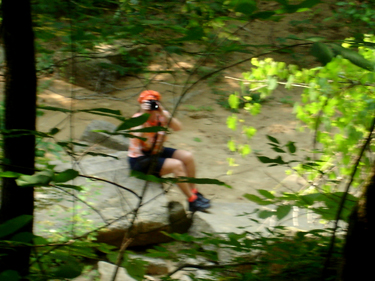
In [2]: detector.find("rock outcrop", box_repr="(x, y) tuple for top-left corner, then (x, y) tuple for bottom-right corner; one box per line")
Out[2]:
(34, 151), (191, 247)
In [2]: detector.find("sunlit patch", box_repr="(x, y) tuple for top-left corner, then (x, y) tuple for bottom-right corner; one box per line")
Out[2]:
(39, 90), (73, 107)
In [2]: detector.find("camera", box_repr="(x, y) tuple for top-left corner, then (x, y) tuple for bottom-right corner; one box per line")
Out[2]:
(147, 100), (159, 111)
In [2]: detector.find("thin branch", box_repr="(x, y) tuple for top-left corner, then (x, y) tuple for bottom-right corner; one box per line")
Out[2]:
(110, 238), (134, 281)
(225, 76), (310, 89)
(167, 261), (259, 277)
(79, 174), (141, 199)
(52, 184), (108, 223)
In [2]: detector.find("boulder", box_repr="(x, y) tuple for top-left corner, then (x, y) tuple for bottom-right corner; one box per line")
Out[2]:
(57, 43), (149, 91)
(98, 261), (137, 281)
(80, 120), (129, 151)
(188, 202), (347, 262)
(59, 56), (118, 92)
(34, 151), (192, 247)
(129, 254), (169, 275)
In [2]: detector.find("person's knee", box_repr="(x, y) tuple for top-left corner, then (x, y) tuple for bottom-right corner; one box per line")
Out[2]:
(173, 160), (185, 175)
(184, 151), (194, 163)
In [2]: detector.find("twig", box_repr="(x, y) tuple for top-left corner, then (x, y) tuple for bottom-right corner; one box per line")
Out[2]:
(110, 237), (134, 281)
(225, 76), (310, 88)
(79, 174), (140, 199)
(167, 261), (259, 277)
(52, 184), (108, 224)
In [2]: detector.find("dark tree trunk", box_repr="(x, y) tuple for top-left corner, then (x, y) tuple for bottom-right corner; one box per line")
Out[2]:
(0, 0), (37, 277)
(341, 164), (375, 280)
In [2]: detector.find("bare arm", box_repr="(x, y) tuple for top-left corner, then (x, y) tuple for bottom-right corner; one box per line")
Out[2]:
(162, 110), (182, 131)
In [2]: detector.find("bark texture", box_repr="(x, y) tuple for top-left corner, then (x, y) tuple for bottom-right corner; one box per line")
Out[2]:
(0, 0), (37, 277)
(341, 165), (375, 280)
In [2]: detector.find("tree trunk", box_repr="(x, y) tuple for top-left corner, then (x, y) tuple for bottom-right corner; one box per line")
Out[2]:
(341, 164), (375, 280)
(0, 0), (37, 277)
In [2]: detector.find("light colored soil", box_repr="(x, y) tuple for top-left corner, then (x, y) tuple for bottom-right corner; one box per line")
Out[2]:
(7, 0), (351, 204)
(36, 73), (311, 204)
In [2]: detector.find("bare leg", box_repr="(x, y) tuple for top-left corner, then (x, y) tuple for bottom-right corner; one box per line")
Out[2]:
(159, 158), (193, 198)
(171, 150), (196, 190)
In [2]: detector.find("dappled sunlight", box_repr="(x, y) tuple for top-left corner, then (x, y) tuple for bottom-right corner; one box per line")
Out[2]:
(38, 90), (74, 107)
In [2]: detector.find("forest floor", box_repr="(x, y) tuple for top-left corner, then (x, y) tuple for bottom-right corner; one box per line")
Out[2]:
(27, 0), (352, 204)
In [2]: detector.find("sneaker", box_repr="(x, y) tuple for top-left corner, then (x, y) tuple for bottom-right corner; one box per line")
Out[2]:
(196, 192), (210, 204)
(189, 197), (210, 212)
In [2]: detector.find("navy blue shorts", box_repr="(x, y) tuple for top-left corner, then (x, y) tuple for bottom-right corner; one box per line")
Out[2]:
(128, 147), (176, 176)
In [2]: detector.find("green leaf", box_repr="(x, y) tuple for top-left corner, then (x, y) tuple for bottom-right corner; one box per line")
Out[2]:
(164, 46), (183, 54)
(54, 184), (83, 191)
(266, 135), (279, 144)
(300, 193), (323, 205)
(52, 261), (83, 279)
(228, 139), (236, 151)
(227, 115), (237, 131)
(250, 11), (275, 19)
(311, 42), (334, 65)
(53, 169), (79, 183)
(78, 108), (124, 120)
(286, 141), (297, 154)
(11, 232), (34, 243)
(38, 105), (72, 113)
(0, 171), (21, 178)
(267, 77), (278, 90)
(229, 0), (257, 15)
(256, 155), (275, 164)
(123, 258), (147, 281)
(274, 156), (286, 164)
(258, 210), (275, 219)
(0, 215), (33, 239)
(176, 177), (232, 188)
(0, 270), (20, 281)
(16, 170), (54, 187)
(243, 193), (272, 205)
(244, 126), (257, 138)
(257, 189), (275, 199)
(127, 126), (167, 133)
(79, 108), (122, 116)
(331, 44), (375, 71)
(177, 26), (205, 41)
(228, 93), (240, 109)
(256, 155), (286, 165)
(271, 146), (286, 153)
(276, 205), (292, 220)
(240, 144), (251, 155)
(116, 114), (150, 131)
(49, 127), (60, 135)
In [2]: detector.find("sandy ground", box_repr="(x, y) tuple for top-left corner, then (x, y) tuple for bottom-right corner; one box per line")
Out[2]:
(36, 75), (313, 204)
(14, 0), (352, 204)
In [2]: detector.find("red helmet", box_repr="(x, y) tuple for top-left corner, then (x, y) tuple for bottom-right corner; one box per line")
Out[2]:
(138, 90), (161, 103)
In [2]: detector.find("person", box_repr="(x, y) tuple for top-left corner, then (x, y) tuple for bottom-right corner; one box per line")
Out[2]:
(128, 90), (210, 212)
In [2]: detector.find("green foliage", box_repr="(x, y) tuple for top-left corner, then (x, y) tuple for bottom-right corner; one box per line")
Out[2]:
(225, 36), (375, 235)
(333, 1), (375, 33)
(1, 0), (346, 279)
(148, 226), (342, 281)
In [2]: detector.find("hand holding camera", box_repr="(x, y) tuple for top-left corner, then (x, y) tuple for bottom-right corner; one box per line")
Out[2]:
(141, 100), (160, 111)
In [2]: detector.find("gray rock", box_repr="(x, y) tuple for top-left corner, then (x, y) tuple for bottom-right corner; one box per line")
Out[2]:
(188, 202), (345, 262)
(59, 57), (118, 92)
(72, 269), (98, 281)
(34, 151), (192, 247)
(98, 261), (137, 281)
(80, 120), (129, 151)
(129, 254), (169, 275)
